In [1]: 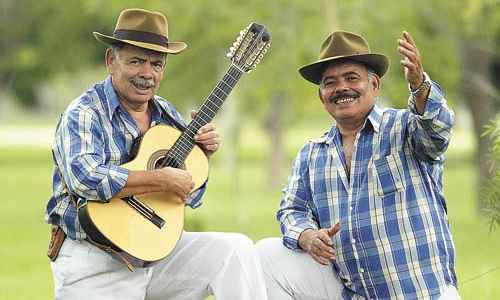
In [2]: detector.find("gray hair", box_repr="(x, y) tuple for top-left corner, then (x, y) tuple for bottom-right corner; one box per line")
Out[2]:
(109, 43), (125, 59)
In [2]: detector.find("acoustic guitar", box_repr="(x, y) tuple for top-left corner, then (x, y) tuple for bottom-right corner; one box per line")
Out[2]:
(77, 23), (271, 262)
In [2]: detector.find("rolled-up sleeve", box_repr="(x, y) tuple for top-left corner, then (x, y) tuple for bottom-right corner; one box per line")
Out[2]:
(277, 143), (318, 251)
(55, 107), (128, 201)
(407, 79), (455, 162)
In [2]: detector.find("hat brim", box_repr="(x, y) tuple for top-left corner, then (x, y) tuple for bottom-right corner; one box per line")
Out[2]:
(93, 32), (187, 54)
(299, 53), (390, 84)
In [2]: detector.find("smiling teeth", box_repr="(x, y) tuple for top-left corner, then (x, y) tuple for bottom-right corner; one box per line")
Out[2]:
(336, 97), (355, 104)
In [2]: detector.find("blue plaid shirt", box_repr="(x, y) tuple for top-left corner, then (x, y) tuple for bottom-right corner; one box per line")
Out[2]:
(46, 76), (206, 240)
(278, 79), (457, 299)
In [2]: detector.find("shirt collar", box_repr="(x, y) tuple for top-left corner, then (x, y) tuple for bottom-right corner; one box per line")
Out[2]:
(103, 75), (121, 120)
(316, 104), (385, 145)
(103, 75), (164, 122)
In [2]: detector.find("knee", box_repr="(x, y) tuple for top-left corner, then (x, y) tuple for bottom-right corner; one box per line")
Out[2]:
(255, 237), (284, 262)
(215, 232), (254, 254)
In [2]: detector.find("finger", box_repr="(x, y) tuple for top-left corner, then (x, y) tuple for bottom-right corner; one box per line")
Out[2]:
(327, 222), (341, 236)
(195, 132), (218, 142)
(204, 143), (219, 152)
(191, 110), (197, 119)
(315, 235), (335, 254)
(397, 47), (418, 63)
(197, 123), (216, 135)
(400, 59), (417, 70)
(403, 31), (416, 47)
(310, 252), (330, 265)
(317, 231), (333, 246)
(398, 39), (416, 54)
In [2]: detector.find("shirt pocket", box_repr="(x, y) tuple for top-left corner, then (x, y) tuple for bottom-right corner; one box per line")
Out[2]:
(373, 153), (405, 197)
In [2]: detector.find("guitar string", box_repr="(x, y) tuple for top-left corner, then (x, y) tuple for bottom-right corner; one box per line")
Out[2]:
(160, 30), (264, 167)
(165, 66), (242, 164)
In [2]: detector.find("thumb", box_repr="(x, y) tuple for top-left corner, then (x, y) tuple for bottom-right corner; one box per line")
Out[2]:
(191, 110), (197, 119)
(327, 221), (341, 237)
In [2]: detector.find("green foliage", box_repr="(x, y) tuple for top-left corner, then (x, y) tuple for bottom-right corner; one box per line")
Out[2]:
(482, 116), (500, 230)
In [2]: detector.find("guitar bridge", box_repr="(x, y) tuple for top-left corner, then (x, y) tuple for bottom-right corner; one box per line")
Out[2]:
(122, 196), (166, 229)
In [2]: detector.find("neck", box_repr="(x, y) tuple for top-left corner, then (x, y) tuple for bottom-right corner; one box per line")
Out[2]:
(337, 117), (365, 138)
(119, 98), (149, 114)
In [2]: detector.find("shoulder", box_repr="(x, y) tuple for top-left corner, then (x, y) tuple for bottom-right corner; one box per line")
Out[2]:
(60, 83), (105, 126)
(153, 96), (186, 124)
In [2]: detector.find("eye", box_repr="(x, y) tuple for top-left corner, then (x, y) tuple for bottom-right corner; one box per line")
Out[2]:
(346, 75), (358, 81)
(152, 62), (164, 71)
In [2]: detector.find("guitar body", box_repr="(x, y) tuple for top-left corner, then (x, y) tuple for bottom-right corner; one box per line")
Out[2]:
(78, 125), (209, 262)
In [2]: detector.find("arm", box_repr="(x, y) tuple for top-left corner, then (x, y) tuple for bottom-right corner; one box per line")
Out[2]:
(398, 31), (454, 161)
(277, 144), (319, 250)
(56, 107), (194, 202)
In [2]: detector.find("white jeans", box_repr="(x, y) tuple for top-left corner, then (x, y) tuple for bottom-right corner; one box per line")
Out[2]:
(256, 238), (461, 300)
(51, 232), (267, 300)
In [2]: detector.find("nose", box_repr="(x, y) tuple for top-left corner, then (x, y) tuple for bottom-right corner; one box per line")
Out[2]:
(138, 63), (154, 79)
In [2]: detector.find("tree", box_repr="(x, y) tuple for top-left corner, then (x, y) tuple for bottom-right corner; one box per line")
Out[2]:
(483, 116), (500, 230)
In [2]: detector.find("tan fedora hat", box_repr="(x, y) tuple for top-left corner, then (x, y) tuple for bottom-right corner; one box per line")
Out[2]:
(299, 31), (389, 84)
(93, 8), (187, 54)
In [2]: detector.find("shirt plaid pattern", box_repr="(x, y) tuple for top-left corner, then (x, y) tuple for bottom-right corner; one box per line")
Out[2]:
(46, 76), (206, 240)
(278, 80), (457, 299)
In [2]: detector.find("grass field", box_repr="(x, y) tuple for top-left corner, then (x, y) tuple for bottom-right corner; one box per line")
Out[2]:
(1, 127), (499, 299)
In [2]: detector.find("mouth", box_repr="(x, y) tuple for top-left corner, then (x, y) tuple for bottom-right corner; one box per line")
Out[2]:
(334, 96), (358, 105)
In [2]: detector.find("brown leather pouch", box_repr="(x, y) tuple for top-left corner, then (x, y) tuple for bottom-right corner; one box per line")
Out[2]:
(47, 225), (66, 261)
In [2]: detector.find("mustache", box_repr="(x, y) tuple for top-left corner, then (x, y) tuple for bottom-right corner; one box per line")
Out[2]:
(130, 77), (155, 89)
(329, 91), (361, 104)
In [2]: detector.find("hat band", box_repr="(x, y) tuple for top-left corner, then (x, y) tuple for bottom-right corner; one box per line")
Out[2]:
(113, 29), (169, 47)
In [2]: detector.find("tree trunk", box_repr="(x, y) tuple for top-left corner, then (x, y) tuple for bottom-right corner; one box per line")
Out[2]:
(461, 38), (496, 210)
(264, 91), (286, 188)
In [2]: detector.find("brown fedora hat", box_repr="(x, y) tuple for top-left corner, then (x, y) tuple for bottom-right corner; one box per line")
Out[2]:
(299, 31), (389, 84)
(93, 8), (187, 54)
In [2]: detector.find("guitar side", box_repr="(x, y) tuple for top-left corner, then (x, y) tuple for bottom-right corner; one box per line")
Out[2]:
(79, 125), (209, 262)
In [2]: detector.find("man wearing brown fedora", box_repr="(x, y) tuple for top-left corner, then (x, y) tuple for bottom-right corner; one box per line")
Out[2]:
(45, 8), (267, 299)
(256, 31), (460, 299)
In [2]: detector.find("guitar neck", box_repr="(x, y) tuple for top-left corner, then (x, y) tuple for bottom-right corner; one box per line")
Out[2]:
(168, 64), (243, 163)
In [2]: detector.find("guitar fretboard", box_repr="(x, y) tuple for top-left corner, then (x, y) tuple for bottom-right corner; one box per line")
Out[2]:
(162, 64), (243, 166)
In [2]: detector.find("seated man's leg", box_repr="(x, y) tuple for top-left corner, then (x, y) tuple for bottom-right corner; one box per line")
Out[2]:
(256, 237), (343, 300)
(146, 232), (267, 300)
(51, 238), (149, 300)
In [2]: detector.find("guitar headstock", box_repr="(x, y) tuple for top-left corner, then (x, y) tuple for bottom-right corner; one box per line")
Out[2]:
(227, 22), (271, 73)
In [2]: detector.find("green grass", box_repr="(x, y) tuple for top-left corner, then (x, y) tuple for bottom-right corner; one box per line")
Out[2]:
(0, 139), (499, 299)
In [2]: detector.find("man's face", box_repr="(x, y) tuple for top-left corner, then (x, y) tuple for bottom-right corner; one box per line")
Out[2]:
(106, 44), (166, 107)
(319, 61), (380, 125)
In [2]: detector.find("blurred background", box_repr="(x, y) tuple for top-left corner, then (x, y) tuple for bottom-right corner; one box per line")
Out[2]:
(1, 0), (500, 299)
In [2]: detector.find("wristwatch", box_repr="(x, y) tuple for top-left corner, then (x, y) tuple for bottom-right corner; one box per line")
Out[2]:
(410, 72), (431, 98)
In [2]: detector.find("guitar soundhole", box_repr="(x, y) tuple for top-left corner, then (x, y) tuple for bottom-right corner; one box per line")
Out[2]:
(148, 150), (185, 170)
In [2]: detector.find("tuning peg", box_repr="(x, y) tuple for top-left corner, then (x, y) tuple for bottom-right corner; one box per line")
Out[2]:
(226, 52), (233, 58)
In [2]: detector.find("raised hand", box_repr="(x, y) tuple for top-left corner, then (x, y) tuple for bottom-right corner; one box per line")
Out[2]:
(298, 222), (341, 265)
(398, 31), (424, 90)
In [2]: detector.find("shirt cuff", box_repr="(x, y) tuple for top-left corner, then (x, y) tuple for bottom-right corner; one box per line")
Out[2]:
(283, 222), (318, 251)
(185, 181), (207, 208)
(96, 164), (129, 201)
(408, 78), (445, 120)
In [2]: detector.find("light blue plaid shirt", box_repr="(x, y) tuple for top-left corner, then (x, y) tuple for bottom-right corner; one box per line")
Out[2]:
(46, 76), (205, 240)
(278, 79), (457, 299)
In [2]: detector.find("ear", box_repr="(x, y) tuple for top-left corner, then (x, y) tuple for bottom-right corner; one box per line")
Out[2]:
(370, 73), (381, 96)
(105, 48), (115, 74)
(318, 88), (327, 105)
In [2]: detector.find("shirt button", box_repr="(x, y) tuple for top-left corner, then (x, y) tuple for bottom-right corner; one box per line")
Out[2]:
(351, 238), (356, 243)
(360, 268), (365, 273)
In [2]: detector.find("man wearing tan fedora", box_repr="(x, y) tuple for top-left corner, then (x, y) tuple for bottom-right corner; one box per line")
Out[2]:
(45, 8), (267, 299)
(256, 31), (460, 299)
